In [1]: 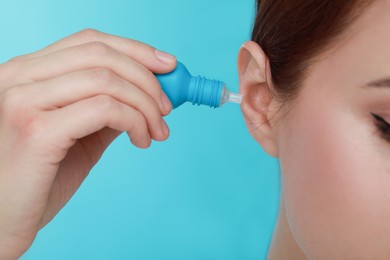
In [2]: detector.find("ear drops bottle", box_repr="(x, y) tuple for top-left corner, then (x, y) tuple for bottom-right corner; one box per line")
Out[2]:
(156, 62), (242, 109)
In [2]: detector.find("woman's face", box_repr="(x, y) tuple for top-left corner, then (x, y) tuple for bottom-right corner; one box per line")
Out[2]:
(275, 1), (390, 258)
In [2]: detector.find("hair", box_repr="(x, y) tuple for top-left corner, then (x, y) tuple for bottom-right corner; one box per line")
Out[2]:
(252, 0), (373, 102)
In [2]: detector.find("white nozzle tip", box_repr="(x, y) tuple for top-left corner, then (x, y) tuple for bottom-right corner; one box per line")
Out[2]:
(219, 86), (243, 107)
(228, 93), (243, 104)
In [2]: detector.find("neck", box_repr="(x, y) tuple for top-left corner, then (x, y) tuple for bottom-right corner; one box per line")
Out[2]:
(267, 195), (308, 260)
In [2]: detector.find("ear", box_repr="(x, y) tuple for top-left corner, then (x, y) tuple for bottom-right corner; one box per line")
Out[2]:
(238, 41), (279, 158)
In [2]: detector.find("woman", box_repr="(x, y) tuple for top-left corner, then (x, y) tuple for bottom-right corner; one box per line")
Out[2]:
(0, 0), (388, 259)
(239, 0), (389, 258)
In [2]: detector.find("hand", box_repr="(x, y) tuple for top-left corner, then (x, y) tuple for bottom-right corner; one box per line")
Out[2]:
(0, 29), (176, 258)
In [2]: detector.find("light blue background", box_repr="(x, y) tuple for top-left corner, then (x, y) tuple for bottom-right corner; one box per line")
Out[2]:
(0, 0), (280, 259)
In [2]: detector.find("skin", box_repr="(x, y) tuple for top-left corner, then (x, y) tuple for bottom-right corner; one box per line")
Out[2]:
(1, 1), (389, 258)
(0, 29), (176, 259)
(238, 1), (390, 259)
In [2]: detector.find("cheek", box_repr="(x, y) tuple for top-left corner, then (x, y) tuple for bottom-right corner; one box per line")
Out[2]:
(278, 99), (390, 258)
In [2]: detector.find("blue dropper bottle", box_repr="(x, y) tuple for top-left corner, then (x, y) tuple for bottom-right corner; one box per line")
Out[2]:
(155, 62), (242, 109)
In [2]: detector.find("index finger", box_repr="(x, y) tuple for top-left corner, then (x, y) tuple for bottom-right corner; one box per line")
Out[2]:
(10, 29), (177, 74)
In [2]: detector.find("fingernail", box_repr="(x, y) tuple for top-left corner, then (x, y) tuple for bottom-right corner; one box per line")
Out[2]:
(161, 119), (169, 137)
(155, 49), (176, 64)
(161, 93), (172, 112)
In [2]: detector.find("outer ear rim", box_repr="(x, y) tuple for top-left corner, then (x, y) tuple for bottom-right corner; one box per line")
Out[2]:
(238, 41), (273, 87)
(237, 41), (280, 158)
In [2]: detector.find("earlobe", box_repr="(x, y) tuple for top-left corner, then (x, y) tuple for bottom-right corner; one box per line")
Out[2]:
(238, 41), (279, 158)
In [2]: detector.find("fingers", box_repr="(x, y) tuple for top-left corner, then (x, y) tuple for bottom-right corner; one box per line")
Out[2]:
(23, 68), (168, 140)
(11, 28), (177, 74)
(46, 95), (170, 149)
(2, 30), (175, 150)
(19, 41), (173, 115)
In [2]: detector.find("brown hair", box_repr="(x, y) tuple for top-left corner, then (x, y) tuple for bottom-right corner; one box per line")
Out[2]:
(252, 0), (372, 102)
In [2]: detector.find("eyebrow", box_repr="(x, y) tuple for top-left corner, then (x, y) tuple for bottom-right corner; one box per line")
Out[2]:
(367, 78), (390, 88)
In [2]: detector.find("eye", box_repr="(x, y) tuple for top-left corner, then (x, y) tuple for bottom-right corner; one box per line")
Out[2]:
(372, 113), (390, 142)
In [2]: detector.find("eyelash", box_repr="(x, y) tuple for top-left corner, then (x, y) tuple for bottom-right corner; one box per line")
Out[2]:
(372, 113), (390, 142)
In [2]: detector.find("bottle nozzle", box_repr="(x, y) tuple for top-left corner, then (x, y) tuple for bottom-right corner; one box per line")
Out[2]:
(219, 86), (243, 107)
(227, 92), (243, 104)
